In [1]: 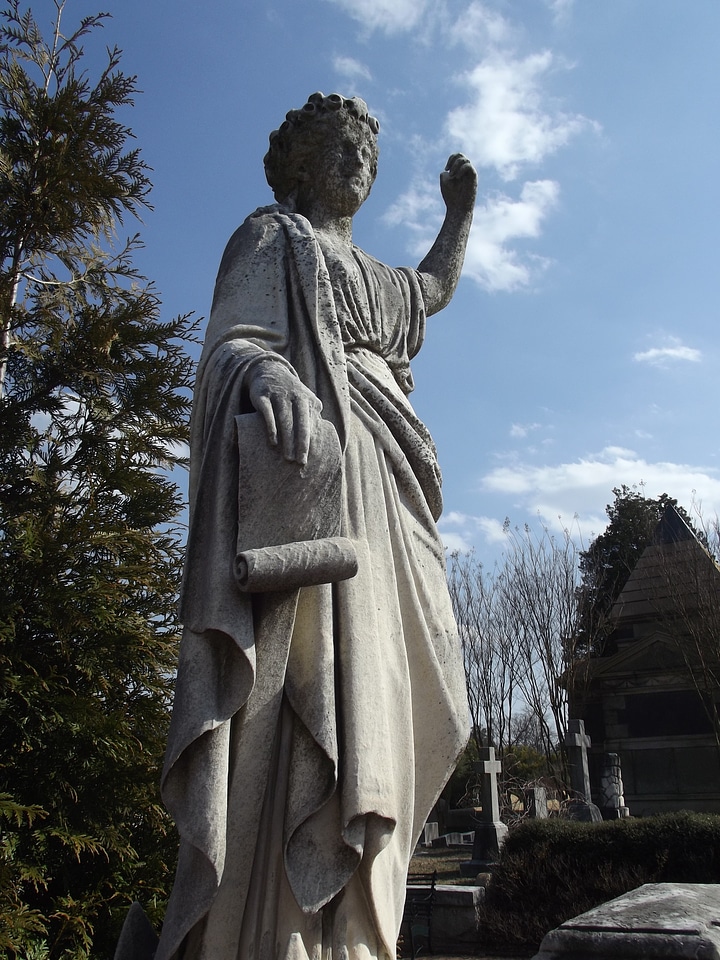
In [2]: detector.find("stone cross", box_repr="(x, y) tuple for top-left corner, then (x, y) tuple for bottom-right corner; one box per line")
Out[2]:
(477, 747), (503, 824)
(460, 746), (508, 876)
(565, 718), (592, 801)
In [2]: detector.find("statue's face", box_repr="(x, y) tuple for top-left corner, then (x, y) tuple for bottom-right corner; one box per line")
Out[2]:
(295, 116), (377, 219)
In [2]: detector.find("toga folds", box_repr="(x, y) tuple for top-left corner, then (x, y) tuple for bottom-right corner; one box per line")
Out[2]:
(155, 206), (469, 960)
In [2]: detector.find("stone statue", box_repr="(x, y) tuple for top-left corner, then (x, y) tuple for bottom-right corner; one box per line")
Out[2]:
(155, 92), (476, 960)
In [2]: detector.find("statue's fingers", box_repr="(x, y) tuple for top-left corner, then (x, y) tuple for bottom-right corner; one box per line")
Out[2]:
(254, 394), (278, 447)
(294, 396), (312, 467)
(273, 394), (296, 462)
(451, 156), (473, 178)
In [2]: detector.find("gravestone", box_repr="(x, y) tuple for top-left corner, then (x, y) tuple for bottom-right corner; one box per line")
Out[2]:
(422, 821), (439, 846)
(564, 719), (602, 822)
(565, 719), (592, 798)
(525, 785), (548, 819)
(460, 747), (508, 876)
(533, 883), (720, 959)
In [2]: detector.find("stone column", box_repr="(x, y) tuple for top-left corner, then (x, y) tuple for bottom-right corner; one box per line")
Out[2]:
(598, 752), (630, 819)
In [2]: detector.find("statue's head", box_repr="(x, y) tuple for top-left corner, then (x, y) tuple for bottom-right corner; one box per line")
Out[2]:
(264, 92), (380, 209)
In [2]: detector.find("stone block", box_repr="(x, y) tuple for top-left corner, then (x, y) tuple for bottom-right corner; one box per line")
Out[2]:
(433, 885), (484, 947)
(402, 885), (484, 952)
(533, 883), (720, 959)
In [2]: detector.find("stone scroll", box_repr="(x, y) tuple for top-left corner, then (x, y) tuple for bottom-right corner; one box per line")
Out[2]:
(234, 412), (357, 591)
(235, 537), (358, 592)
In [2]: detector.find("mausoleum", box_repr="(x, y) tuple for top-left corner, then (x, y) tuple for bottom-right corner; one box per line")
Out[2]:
(573, 505), (720, 815)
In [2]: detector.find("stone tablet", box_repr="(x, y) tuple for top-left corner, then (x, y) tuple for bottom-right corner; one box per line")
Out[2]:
(533, 883), (720, 960)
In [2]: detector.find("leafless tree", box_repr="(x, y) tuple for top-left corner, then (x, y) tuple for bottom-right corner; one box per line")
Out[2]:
(447, 552), (519, 755)
(448, 523), (601, 773)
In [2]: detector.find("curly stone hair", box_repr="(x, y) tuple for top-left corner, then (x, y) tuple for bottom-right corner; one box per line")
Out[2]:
(264, 92), (380, 206)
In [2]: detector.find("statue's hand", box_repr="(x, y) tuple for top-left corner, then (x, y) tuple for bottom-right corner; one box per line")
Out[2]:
(440, 154), (477, 215)
(248, 359), (323, 466)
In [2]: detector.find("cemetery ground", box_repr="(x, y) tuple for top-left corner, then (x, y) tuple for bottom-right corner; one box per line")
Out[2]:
(409, 845), (470, 886)
(407, 812), (720, 957)
(407, 844), (532, 958)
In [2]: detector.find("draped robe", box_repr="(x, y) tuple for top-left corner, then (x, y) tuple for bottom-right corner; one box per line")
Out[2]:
(155, 206), (469, 960)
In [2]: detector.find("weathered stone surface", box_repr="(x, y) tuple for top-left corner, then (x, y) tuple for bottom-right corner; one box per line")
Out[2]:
(565, 719), (593, 800)
(113, 902), (158, 960)
(151, 92), (477, 960)
(564, 798), (603, 822)
(431, 885), (484, 946)
(533, 883), (720, 959)
(422, 821), (440, 846)
(526, 785), (549, 819)
(597, 752), (630, 819)
(400, 884), (484, 956)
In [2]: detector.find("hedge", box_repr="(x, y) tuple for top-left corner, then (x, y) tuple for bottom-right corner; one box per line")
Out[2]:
(478, 812), (720, 954)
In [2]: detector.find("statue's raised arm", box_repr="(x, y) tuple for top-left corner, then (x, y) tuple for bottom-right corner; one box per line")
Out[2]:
(418, 152), (478, 315)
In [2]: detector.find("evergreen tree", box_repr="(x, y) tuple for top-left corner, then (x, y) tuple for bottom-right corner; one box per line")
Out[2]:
(575, 486), (703, 656)
(0, 3), (197, 955)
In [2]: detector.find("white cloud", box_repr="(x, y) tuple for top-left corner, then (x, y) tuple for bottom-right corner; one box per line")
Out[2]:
(384, 177), (558, 292)
(440, 530), (474, 552)
(447, 2), (513, 49)
(633, 337), (702, 367)
(545, 0), (574, 23)
(439, 510), (508, 549)
(475, 515), (510, 543)
(383, 178), (440, 231)
(464, 179), (559, 291)
(510, 422), (542, 438)
(354, 2), (595, 290)
(385, 177), (559, 292)
(480, 446), (720, 540)
(447, 51), (594, 180)
(323, 0), (428, 33)
(332, 55), (372, 83)
(442, 510), (471, 526)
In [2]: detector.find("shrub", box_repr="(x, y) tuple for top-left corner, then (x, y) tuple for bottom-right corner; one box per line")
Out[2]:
(479, 812), (720, 953)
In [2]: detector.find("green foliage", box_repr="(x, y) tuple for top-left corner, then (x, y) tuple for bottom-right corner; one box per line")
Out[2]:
(479, 812), (720, 953)
(576, 486), (702, 655)
(0, 3), (197, 956)
(0, 795), (49, 956)
(442, 737), (480, 808)
(502, 744), (548, 785)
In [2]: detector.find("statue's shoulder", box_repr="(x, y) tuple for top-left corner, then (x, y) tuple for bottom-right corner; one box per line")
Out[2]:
(218, 206), (313, 274)
(224, 205), (284, 250)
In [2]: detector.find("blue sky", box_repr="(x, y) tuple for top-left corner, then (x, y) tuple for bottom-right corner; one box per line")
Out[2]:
(57, 0), (720, 558)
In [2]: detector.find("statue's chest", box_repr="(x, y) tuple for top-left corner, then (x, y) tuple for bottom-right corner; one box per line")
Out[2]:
(318, 241), (361, 291)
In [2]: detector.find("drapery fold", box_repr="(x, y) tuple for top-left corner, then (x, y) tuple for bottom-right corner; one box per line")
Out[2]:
(156, 207), (468, 960)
